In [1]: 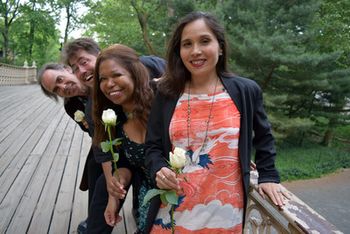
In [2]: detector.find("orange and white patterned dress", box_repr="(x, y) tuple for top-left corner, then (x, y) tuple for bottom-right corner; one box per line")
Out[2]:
(151, 89), (244, 233)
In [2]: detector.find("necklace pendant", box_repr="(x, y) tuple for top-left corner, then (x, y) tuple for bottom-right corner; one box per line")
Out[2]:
(125, 112), (134, 120)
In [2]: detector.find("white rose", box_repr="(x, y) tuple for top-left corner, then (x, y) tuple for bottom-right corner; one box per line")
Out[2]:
(169, 147), (187, 169)
(102, 109), (117, 126)
(74, 110), (85, 122)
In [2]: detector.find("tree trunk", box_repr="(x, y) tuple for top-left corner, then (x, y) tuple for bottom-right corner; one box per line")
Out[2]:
(28, 1), (37, 63)
(28, 22), (35, 62)
(131, 0), (157, 55)
(64, 5), (71, 43)
(322, 129), (333, 147)
(3, 28), (9, 61)
(261, 64), (276, 90)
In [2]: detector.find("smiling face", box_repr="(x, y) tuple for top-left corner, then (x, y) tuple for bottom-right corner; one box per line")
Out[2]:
(41, 67), (89, 98)
(69, 49), (97, 88)
(180, 19), (222, 80)
(99, 58), (135, 109)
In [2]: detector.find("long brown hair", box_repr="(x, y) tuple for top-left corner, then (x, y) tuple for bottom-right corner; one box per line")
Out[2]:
(93, 44), (154, 145)
(159, 11), (229, 98)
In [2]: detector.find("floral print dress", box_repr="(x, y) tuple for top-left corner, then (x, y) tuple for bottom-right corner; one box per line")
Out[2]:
(122, 130), (152, 233)
(151, 89), (244, 233)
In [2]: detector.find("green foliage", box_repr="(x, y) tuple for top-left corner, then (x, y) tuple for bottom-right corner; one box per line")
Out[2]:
(268, 112), (314, 145)
(162, 190), (178, 205)
(11, 2), (60, 66)
(333, 125), (350, 140)
(100, 141), (110, 153)
(83, 0), (144, 51)
(81, 0), (223, 56)
(142, 189), (178, 206)
(1, 0), (60, 66)
(276, 143), (350, 181)
(143, 189), (165, 206)
(221, 0), (350, 144)
(314, 0), (350, 66)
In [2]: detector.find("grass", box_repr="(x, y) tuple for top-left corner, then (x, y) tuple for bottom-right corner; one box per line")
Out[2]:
(275, 142), (350, 182)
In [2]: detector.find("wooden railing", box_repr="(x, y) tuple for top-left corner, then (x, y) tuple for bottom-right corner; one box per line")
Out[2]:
(0, 61), (37, 85)
(245, 165), (343, 234)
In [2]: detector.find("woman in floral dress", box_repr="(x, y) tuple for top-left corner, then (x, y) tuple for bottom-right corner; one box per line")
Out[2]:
(145, 11), (286, 233)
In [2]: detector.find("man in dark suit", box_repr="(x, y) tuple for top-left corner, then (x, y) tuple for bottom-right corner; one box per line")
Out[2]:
(38, 62), (99, 234)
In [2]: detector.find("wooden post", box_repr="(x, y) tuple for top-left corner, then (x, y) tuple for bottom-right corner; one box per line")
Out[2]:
(23, 60), (30, 84)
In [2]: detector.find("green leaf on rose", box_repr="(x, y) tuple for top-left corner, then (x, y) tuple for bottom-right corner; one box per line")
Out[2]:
(160, 193), (168, 205)
(142, 189), (167, 206)
(164, 190), (178, 205)
(113, 152), (119, 162)
(112, 138), (123, 146)
(101, 141), (110, 153)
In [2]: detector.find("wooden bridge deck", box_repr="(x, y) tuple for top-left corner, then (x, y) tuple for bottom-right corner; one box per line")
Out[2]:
(0, 85), (135, 234)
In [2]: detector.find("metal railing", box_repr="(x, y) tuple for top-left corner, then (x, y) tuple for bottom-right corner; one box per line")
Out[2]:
(0, 61), (37, 85)
(245, 163), (343, 233)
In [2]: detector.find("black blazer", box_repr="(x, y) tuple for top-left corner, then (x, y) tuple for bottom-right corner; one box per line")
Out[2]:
(144, 74), (280, 232)
(64, 96), (89, 133)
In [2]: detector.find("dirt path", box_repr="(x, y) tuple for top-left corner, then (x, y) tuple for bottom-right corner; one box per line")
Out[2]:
(282, 168), (350, 233)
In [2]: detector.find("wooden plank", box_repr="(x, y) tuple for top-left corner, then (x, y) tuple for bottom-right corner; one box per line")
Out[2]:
(0, 86), (43, 126)
(0, 152), (41, 232)
(31, 106), (65, 155)
(0, 85), (34, 107)
(0, 97), (52, 156)
(4, 110), (65, 234)
(27, 154), (68, 234)
(0, 105), (63, 202)
(2, 154), (43, 233)
(69, 132), (90, 233)
(0, 92), (46, 142)
(27, 116), (74, 234)
(4, 115), (70, 234)
(50, 125), (84, 233)
(0, 101), (55, 176)
(0, 93), (48, 136)
(0, 94), (39, 128)
(122, 187), (137, 233)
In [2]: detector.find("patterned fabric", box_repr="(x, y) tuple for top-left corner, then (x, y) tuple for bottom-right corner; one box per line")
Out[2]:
(122, 130), (152, 233)
(151, 90), (244, 233)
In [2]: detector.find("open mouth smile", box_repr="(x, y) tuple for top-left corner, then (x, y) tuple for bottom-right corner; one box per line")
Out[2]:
(85, 74), (93, 82)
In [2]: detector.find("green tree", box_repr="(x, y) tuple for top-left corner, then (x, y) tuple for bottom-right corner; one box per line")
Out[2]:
(221, 0), (350, 145)
(9, 0), (59, 66)
(55, 0), (87, 43)
(313, 0), (350, 146)
(81, 0), (222, 56)
(315, 0), (350, 64)
(82, 0), (144, 51)
(0, 0), (21, 62)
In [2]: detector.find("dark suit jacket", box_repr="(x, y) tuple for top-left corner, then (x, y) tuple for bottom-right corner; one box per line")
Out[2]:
(64, 96), (89, 133)
(144, 74), (280, 232)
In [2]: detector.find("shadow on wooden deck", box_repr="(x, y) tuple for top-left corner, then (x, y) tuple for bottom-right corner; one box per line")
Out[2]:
(0, 85), (135, 234)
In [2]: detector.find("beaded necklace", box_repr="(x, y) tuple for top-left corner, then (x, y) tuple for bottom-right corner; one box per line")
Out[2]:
(186, 78), (219, 157)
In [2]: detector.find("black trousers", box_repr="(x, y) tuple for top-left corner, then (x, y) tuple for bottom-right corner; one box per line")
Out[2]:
(87, 174), (114, 234)
(87, 148), (103, 212)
